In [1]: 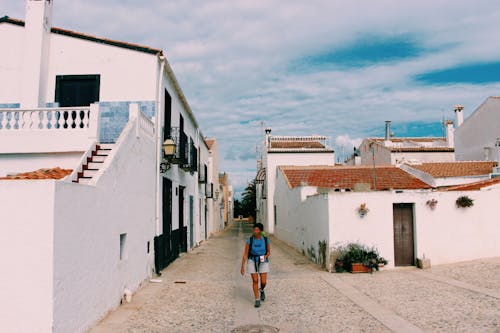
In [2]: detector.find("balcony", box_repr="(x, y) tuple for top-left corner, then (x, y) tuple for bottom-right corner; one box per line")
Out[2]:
(166, 128), (198, 173)
(0, 104), (100, 153)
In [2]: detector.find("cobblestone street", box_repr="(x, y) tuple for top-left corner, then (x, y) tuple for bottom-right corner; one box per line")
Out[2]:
(91, 221), (500, 333)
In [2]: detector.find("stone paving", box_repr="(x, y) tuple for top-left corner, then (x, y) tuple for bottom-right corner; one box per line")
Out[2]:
(91, 221), (500, 333)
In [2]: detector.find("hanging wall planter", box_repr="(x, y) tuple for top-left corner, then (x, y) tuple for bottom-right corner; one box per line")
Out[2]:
(426, 198), (438, 210)
(357, 203), (369, 218)
(456, 195), (474, 208)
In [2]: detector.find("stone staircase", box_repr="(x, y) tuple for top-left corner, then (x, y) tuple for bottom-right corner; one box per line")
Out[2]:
(73, 144), (114, 184)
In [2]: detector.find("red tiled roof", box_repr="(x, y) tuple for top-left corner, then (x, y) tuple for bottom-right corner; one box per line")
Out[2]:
(441, 177), (500, 191)
(280, 165), (431, 190)
(270, 141), (325, 149)
(370, 137), (445, 143)
(0, 167), (72, 180)
(409, 161), (497, 178)
(205, 138), (216, 150)
(390, 147), (454, 152)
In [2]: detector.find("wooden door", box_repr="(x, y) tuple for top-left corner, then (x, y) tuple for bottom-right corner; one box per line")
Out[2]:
(393, 203), (415, 266)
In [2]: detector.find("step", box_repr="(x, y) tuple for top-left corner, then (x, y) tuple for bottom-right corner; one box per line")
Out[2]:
(96, 150), (110, 156)
(83, 169), (99, 177)
(91, 155), (106, 162)
(78, 178), (92, 185)
(87, 162), (103, 169)
(98, 143), (115, 150)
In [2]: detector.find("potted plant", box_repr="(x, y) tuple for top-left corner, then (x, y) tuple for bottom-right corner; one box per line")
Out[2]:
(334, 243), (387, 273)
(456, 195), (474, 208)
(357, 203), (369, 218)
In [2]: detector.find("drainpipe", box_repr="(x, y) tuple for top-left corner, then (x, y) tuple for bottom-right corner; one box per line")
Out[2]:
(155, 55), (166, 236)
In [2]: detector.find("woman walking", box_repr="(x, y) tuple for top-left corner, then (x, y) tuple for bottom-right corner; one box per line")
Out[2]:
(240, 223), (270, 308)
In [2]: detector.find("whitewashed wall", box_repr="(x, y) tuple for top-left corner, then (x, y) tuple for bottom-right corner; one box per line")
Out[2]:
(455, 97), (500, 161)
(329, 188), (500, 267)
(273, 171), (330, 261)
(0, 152), (82, 177)
(0, 180), (55, 333)
(52, 118), (156, 333)
(391, 151), (455, 164)
(264, 152), (334, 234)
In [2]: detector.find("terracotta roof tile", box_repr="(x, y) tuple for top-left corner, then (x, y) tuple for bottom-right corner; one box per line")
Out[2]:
(280, 165), (431, 191)
(409, 161), (497, 178)
(0, 167), (72, 180)
(441, 177), (500, 191)
(270, 141), (325, 149)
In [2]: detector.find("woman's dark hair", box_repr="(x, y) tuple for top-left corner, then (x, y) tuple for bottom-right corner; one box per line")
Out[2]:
(253, 223), (264, 231)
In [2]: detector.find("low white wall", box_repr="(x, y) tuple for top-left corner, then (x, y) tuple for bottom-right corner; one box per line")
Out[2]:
(0, 180), (55, 333)
(52, 119), (156, 333)
(329, 188), (500, 267)
(0, 152), (83, 177)
(274, 171), (330, 262)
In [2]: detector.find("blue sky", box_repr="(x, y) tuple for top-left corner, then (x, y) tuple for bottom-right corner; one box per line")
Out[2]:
(3, 1), (500, 195)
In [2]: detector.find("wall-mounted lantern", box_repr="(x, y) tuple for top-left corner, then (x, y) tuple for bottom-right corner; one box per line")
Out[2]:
(160, 139), (177, 173)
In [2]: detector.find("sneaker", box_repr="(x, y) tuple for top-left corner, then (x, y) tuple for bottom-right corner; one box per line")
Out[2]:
(254, 300), (261, 308)
(260, 289), (266, 301)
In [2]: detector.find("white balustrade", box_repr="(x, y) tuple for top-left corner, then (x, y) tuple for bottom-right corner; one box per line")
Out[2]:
(128, 103), (154, 141)
(0, 107), (92, 131)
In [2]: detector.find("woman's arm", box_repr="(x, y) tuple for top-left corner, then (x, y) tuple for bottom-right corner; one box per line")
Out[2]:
(241, 243), (249, 275)
(265, 242), (271, 258)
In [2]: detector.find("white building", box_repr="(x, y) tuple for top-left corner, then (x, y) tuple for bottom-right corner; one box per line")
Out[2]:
(256, 128), (334, 234)
(455, 97), (500, 162)
(356, 121), (455, 166)
(0, 1), (217, 332)
(274, 165), (500, 270)
(205, 138), (224, 234)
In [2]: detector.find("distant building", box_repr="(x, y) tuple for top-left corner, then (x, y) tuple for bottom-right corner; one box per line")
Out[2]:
(455, 97), (500, 163)
(205, 138), (224, 234)
(256, 128), (334, 234)
(356, 121), (455, 166)
(219, 172), (233, 226)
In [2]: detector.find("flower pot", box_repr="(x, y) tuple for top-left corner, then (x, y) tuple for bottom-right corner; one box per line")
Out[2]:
(350, 263), (371, 273)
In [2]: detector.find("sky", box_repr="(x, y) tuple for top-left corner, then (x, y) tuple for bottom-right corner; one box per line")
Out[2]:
(3, 0), (500, 195)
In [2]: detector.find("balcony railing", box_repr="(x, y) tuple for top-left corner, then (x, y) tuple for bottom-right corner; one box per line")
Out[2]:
(0, 105), (100, 153)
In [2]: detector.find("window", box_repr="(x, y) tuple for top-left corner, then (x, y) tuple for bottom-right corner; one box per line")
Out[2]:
(55, 74), (100, 107)
(274, 205), (277, 225)
(164, 89), (172, 140)
(147, 241), (150, 254)
(120, 233), (127, 260)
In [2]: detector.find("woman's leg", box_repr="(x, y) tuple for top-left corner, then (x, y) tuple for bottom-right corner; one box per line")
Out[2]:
(259, 273), (267, 290)
(251, 273), (259, 299)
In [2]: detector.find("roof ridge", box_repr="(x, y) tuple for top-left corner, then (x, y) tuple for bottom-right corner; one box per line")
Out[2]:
(1, 16), (163, 55)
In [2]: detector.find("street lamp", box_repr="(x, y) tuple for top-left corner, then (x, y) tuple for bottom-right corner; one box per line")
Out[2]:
(160, 139), (177, 173)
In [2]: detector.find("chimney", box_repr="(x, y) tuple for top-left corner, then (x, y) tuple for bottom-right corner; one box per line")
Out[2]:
(445, 120), (454, 148)
(265, 127), (272, 148)
(454, 105), (464, 127)
(384, 121), (392, 146)
(21, 0), (53, 108)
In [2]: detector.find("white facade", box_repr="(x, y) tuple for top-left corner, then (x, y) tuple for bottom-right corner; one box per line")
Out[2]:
(274, 168), (500, 270)
(455, 97), (500, 162)
(258, 132), (334, 234)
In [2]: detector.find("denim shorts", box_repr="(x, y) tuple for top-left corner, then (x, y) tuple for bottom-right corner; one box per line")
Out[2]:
(247, 259), (270, 274)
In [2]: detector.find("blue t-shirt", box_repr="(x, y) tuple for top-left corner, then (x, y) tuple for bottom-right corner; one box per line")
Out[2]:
(247, 236), (269, 256)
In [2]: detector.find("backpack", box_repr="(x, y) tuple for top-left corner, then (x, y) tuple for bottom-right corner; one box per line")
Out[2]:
(248, 235), (268, 259)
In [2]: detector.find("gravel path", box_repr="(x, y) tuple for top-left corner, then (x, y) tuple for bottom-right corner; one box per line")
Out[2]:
(91, 222), (500, 333)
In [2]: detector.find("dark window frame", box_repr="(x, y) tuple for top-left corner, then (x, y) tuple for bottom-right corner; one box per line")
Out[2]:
(55, 74), (100, 107)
